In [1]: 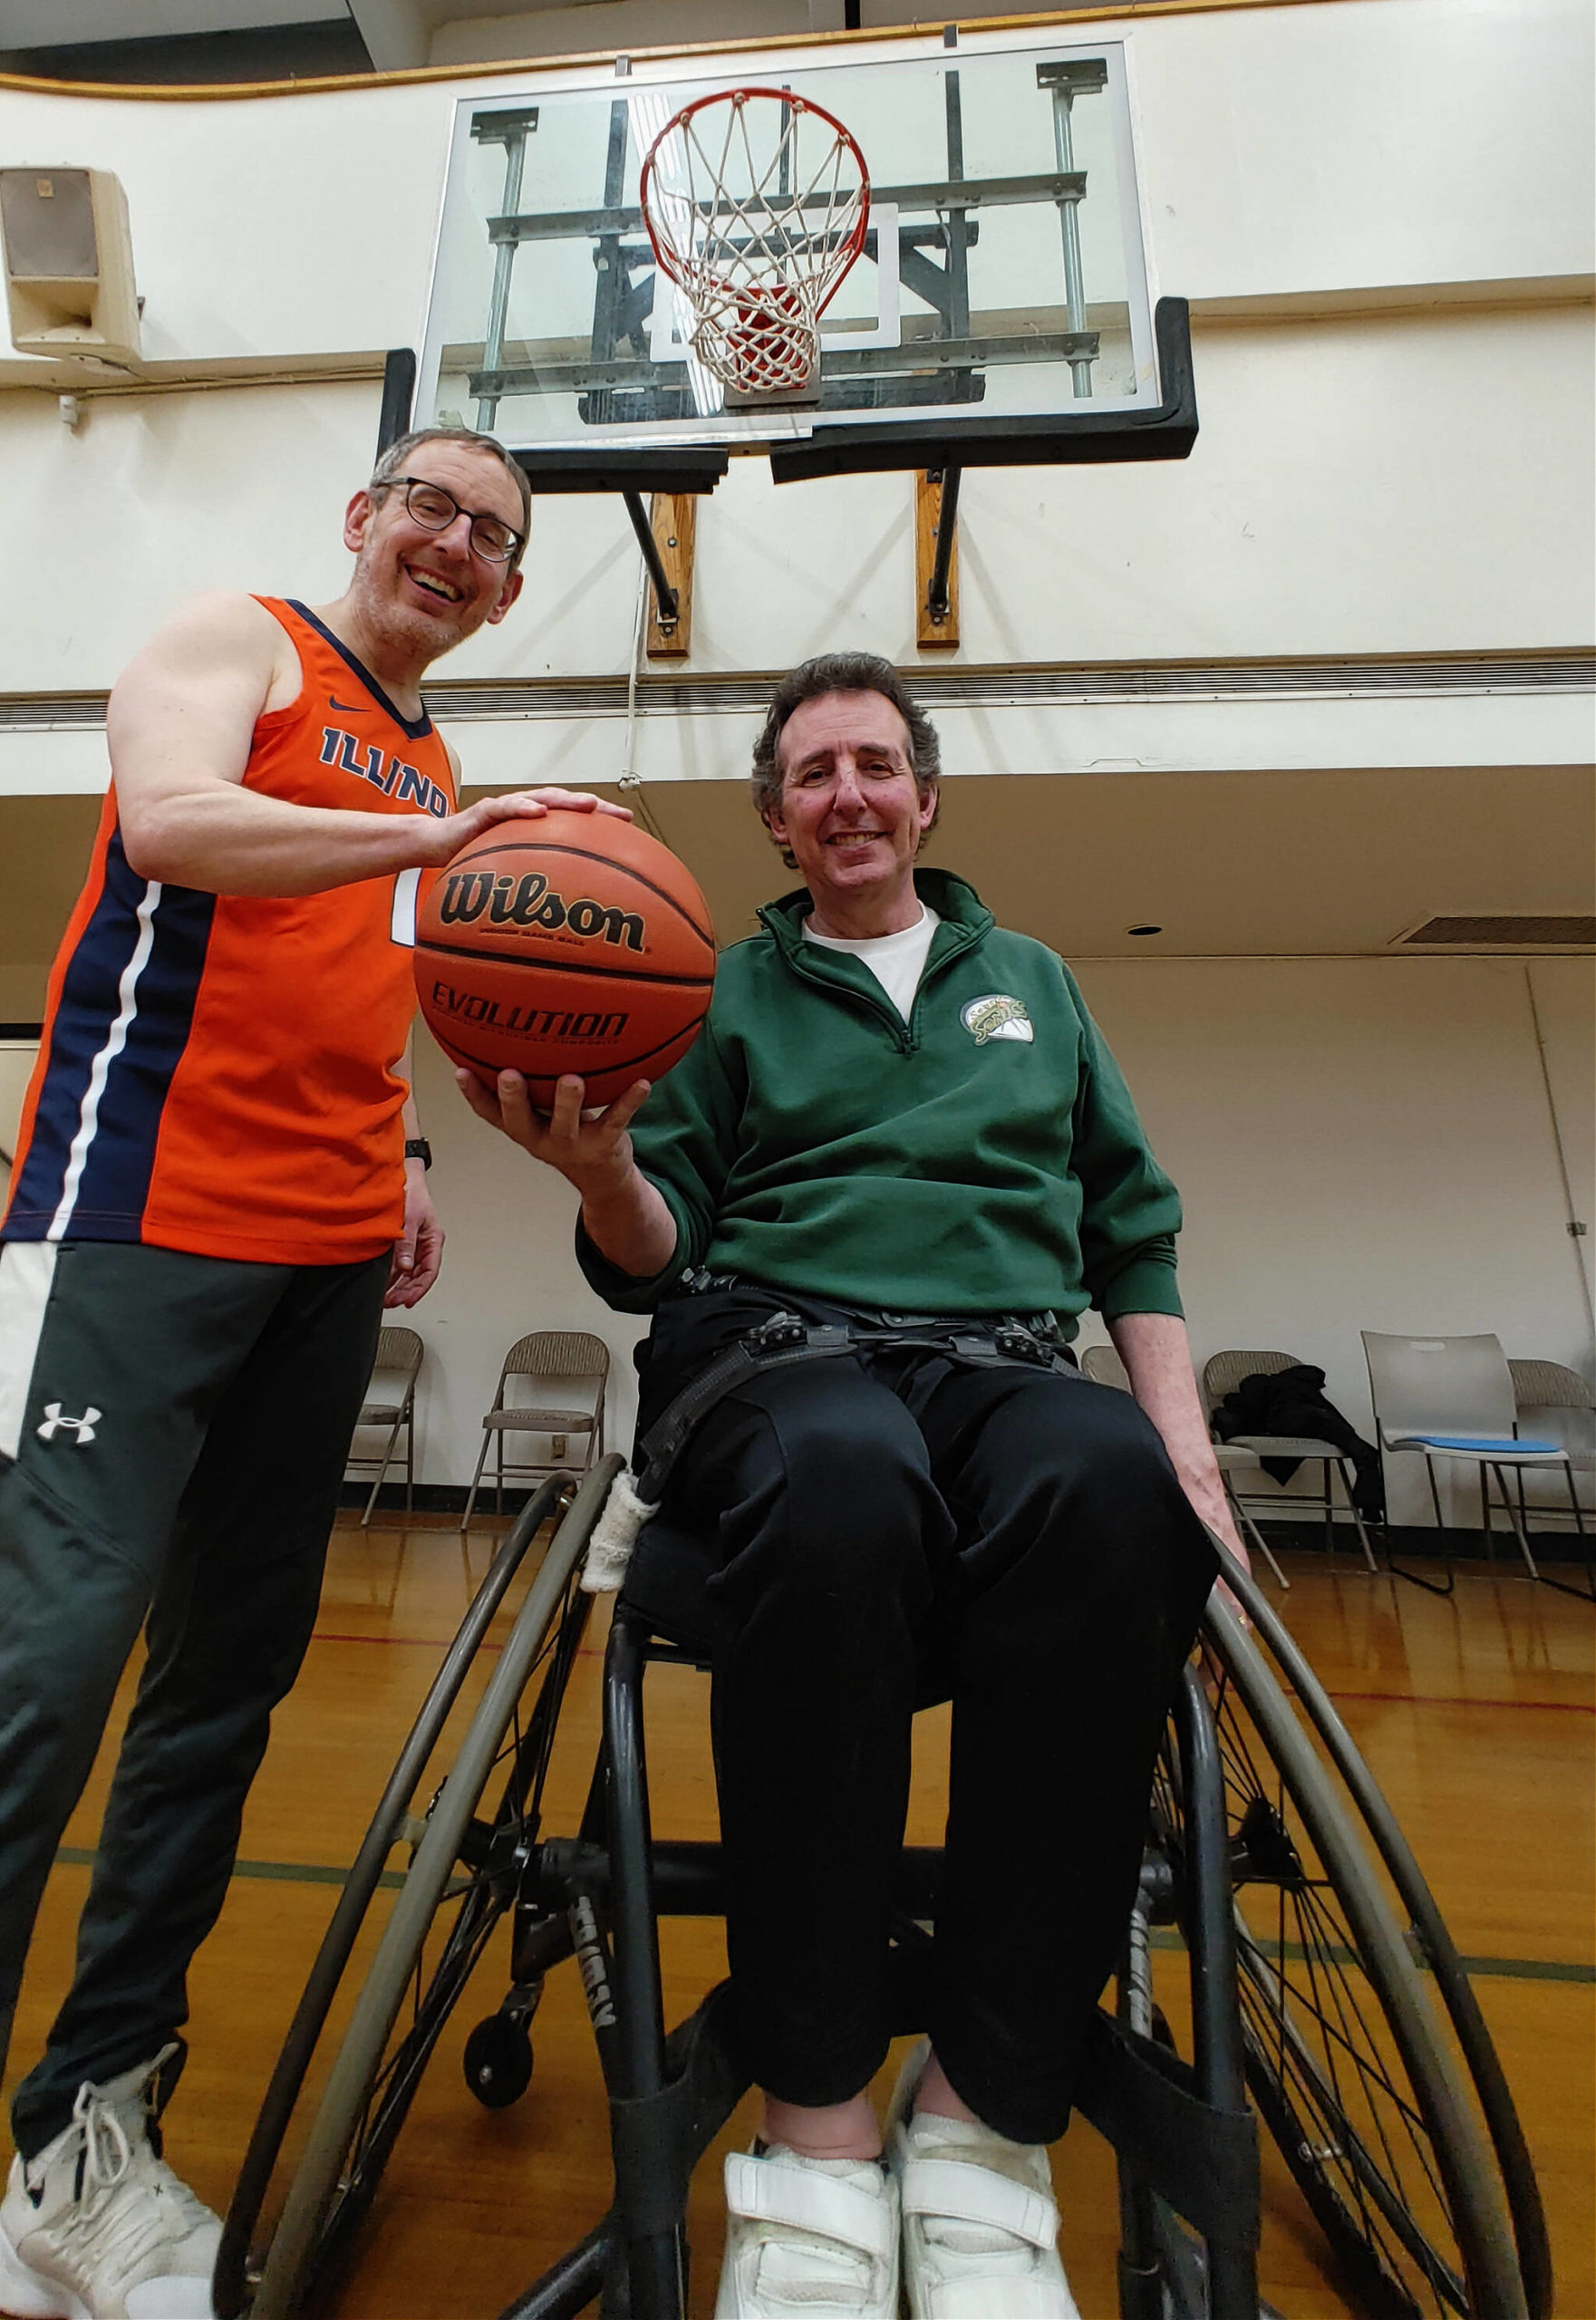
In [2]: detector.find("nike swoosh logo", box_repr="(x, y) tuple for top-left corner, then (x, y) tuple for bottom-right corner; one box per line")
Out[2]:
(329, 695), (366, 713)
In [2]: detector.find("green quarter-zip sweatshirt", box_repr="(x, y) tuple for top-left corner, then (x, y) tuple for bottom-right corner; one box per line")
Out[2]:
(577, 868), (1183, 1329)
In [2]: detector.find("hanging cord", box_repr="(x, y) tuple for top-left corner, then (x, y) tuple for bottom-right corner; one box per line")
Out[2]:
(617, 551), (668, 846)
(1523, 962), (1596, 1359)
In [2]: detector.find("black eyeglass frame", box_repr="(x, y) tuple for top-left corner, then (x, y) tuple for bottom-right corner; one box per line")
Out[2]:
(371, 475), (526, 565)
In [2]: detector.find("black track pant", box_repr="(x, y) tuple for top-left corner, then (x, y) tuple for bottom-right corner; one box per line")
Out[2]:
(0, 1237), (388, 2157)
(650, 1296), (1216, 2147)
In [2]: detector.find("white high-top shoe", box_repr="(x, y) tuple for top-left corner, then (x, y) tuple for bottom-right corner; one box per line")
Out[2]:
(0, 2048), (220, 2320)
(885, 2044), (1082, 2320)
(714, 2141), (900, 2319)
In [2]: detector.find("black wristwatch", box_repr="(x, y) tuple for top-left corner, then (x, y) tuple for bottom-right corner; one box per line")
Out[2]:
(403, 1137), (433, 1171)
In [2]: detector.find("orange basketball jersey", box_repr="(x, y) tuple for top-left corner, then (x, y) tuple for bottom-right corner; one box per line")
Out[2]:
(3, 599), (455, 1264)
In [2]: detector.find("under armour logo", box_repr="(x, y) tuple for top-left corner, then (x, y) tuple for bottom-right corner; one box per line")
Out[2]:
(36, 1402), (102, 1446)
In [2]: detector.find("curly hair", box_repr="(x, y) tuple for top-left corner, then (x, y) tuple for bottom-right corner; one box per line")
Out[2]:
(367, 427), (532, 572)
(750, 653), (943, 867)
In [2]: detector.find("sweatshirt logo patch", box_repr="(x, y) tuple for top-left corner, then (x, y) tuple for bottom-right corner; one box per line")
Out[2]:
(961, 993), (1033, 1046)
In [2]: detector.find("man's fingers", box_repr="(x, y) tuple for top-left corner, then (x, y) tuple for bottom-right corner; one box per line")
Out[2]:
(454, 1067), (501, 1126)
(601, 1079), (653, 1135)
(496, 1068), (546, 1147)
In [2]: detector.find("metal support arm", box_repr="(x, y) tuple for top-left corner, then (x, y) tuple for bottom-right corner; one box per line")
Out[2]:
(623, 489), (679, 625)
(926, 465), (962, 626)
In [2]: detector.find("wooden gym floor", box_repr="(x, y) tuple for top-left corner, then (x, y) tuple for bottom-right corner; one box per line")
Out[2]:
(5, 1523), (1592, 2320)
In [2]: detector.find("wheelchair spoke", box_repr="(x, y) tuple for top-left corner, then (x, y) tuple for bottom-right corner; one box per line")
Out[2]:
(245, 1477), (612, 2320)
(1166, 1640), (1526, 2320)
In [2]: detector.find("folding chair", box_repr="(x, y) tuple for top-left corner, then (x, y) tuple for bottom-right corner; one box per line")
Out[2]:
(1363, 1331), (1590, 1600)
(1080, 1343), (1290, 1588)
(345, 1326), (423, 1526)
(1202, 1349), (1378, 1574)
(460, 1329), (609, 1535)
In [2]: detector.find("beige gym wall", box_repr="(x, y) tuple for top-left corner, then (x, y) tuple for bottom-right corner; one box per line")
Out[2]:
(1, 0), (1591, 1506)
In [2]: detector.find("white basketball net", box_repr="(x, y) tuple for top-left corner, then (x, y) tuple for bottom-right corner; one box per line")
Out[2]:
(641, 89), (870, 398)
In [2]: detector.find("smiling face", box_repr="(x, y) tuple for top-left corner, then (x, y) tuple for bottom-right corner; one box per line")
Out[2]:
(342, 440), (526, 675)
(765, 689), (938, 937)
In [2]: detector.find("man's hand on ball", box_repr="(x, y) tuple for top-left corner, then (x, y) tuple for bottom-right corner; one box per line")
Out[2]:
(420, 788), (631, 867)
(456, 1067), (651, 1194)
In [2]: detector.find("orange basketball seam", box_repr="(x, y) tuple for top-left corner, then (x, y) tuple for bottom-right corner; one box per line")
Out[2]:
(414, 939), (712, 990)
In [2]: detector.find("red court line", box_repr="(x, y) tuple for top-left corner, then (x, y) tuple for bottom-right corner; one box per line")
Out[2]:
(309, 1634), (1591, 1712)
(311, 1630), (608, 1659)
(1324, 1687), (1595, 1716)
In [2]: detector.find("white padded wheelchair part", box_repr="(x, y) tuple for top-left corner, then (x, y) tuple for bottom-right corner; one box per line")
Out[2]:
(580, 1469), (658, 1594)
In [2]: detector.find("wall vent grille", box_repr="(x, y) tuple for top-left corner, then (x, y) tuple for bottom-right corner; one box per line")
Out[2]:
(1395, 915), (1595, 949)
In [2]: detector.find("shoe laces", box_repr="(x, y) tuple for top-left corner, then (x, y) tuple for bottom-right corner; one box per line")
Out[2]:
(35, 2083), (200, 2283)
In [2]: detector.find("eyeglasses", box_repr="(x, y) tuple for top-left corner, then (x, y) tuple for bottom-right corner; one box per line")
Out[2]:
(373, 476), (525, 565)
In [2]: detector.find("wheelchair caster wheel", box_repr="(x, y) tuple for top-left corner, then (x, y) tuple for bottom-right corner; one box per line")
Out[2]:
(464, 2013), (534, 2108)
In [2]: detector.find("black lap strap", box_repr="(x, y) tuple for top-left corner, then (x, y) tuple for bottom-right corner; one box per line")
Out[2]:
(634, 1309), (1073, 1503)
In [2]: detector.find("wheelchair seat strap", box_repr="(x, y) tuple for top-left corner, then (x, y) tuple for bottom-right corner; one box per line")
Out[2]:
(635, 1324), (855, 1500)
(634, 1310), (1073, 1503)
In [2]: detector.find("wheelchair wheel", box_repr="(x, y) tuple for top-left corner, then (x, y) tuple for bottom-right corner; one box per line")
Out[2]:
(244, 1456), (620, 2320)
(216, 1473), (578, 2318)
(1177, 1566), (1539, 2320)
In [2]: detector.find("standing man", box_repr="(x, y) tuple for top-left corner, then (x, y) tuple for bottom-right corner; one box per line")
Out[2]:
(467, 653), (1243, 2320)
(0, 426), (624, 2320)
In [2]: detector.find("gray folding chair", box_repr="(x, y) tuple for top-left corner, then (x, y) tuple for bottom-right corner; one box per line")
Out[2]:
(460, 1330), (609, 1535)
(347, 1327), (423, 1527)
(1362, 1331), (1590, 1599)
(1201, 1349), (1378, 1574)
(1079, 1342), (1289, 1589)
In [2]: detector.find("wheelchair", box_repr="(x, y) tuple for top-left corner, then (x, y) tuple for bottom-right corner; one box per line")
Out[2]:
(218, 1455), (1550, 2320)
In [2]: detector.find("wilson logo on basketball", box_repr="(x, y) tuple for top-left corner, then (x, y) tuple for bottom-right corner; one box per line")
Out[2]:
(438, 870), (644, 952)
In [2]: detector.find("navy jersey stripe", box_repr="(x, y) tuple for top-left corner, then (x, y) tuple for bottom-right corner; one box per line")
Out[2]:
(5, 831), (215, 1241)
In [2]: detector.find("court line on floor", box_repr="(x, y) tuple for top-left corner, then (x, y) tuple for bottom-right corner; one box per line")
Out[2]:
(48, 1847), (1594, 1983)
(308, 1632), (1596, 1715)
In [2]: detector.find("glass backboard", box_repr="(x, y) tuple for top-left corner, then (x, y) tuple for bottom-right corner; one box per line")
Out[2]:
(416, 28), (1194, 487)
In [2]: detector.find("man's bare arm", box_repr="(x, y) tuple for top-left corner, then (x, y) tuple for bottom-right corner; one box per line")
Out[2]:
(111, 593), (625, 896)
(1108, 1310), (1248, 1570)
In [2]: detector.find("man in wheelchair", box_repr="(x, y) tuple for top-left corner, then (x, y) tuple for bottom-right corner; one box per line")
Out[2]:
(464, 653), (1245, 2320)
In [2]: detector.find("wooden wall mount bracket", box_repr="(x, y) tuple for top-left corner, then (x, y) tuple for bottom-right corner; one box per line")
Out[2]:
(643, 492), (696, 659)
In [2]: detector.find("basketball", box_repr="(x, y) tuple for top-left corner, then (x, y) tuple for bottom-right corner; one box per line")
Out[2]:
(414, 811), (716, 1107)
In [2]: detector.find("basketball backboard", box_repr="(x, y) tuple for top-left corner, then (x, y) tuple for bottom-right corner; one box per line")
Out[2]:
(415, 25), (1195, 489)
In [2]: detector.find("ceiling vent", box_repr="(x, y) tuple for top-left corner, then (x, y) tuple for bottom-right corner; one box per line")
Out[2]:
(1394, 914), (1595, 950)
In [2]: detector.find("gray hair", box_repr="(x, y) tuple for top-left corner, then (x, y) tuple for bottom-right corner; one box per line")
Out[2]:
(750, 652), (943, 865)
(368, 426), (532, 570)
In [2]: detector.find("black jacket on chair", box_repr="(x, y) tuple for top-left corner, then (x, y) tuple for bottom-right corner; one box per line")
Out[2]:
(1212, 1367), (1386, 1522)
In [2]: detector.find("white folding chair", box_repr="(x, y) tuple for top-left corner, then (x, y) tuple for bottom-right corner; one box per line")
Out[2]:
(1362, 1331), (1589, 1599)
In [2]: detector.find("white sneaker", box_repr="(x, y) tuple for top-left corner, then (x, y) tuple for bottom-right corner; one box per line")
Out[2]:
(0, 2049), (220, 2320)
(714, 2141), (900, 2319)
(886, 2044), (1081, 2320)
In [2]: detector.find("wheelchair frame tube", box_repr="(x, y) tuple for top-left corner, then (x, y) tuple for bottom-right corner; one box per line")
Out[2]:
(1172, 1663), (1259, 2320)
(603, 1609), (690, 2320)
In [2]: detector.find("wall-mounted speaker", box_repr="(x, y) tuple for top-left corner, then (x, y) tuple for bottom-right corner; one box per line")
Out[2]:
(0, 169), (140, 367)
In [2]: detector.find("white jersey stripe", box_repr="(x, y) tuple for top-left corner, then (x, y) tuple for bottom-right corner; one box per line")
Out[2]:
(0, 1241), (58, 1462)
(391, 865), (421, 948)
(47, 879), (162, 1242)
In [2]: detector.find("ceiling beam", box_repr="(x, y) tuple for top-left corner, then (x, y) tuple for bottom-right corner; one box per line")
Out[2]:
(344, 0), (430, 71)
